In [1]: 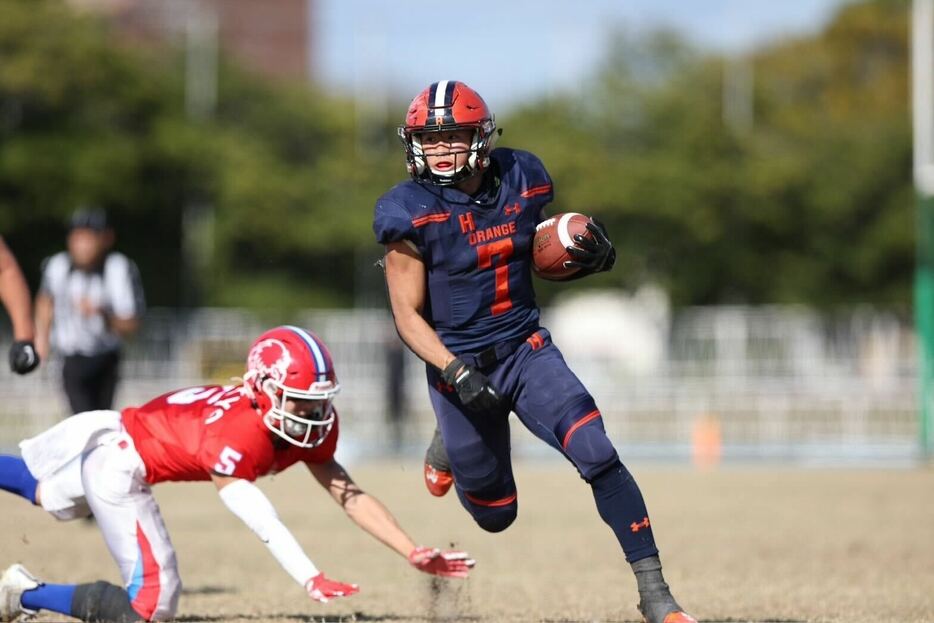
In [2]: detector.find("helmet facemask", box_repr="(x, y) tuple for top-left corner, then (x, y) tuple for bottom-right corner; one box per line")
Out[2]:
(260, 377), (340, 449)
(399, 119), (499, 187)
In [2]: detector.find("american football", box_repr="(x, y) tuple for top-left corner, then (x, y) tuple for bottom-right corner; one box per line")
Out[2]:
(532, 212), (594, 280)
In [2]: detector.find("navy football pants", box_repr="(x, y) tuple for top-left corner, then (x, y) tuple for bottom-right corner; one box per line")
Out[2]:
(426, 330), (659, 562)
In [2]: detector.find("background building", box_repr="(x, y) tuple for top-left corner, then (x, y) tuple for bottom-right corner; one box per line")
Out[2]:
(67, 0), (313, 80)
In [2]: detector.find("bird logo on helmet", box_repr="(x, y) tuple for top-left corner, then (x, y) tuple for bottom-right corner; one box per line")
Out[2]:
(243, 326), (341, 449)
(398, 80), (502, 186)
(247, 338), (293, 385)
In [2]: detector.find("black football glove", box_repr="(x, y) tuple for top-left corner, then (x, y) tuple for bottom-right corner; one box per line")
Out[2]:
(9, 340), (39, 375)
(564, 218), (616, 275)
(441, 357), (506, 415)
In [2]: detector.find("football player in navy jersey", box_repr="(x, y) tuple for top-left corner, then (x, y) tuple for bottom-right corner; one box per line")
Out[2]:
(373, 80), (695, 623)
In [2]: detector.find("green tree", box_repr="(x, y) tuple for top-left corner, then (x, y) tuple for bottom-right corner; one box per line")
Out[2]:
(502, 0), (911, 308)
(0, 0), (914, 311)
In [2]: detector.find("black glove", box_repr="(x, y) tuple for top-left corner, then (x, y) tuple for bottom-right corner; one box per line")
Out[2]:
(441, 357), (505, 415)
(9, 340), (39, 375)
(564, 218), (616, 274)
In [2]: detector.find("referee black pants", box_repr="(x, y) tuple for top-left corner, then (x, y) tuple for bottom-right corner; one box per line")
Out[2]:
(62, 350), (120, 415)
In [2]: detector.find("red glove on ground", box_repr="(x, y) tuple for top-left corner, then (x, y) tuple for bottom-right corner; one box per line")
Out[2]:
(305, 573), (359, 603)
(408, 546), (476, 578)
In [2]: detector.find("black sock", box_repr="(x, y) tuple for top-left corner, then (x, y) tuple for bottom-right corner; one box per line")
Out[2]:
(590, 461), (659, 562)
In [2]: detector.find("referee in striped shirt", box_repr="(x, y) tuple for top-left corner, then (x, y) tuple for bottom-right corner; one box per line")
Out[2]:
(35, 208), (145, 414)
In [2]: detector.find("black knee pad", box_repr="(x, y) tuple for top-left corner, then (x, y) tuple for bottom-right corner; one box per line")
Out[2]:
(71, 581), (141, 622)
(457, 488), (518, 532)
(472, 504), (517, 533)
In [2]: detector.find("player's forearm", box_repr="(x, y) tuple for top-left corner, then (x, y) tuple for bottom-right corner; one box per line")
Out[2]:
(342, 491), (417, 558)
(391, 309), (455, 371)
(0, 264), (34, 341)
(383, 243), (454, 370)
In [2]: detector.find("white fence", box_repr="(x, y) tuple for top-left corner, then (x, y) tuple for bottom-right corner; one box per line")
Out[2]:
(0, 304), (920, 464)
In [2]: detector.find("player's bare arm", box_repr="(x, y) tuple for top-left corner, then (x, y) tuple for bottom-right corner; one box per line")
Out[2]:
(383, 244), (505, 415)
(308, 459), (475, 578)
(307, 459), (416, 557)
(0, 237), (34, 343)
(383, 241), (457, 370)
(0, 237), (39, 374)
(382, 243), (499, 411)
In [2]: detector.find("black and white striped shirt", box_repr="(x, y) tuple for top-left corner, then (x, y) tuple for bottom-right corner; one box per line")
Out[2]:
(39, 251), (145, 356)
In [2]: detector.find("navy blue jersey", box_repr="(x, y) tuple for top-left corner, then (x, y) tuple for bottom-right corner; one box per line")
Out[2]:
(373, 148), (554, 353)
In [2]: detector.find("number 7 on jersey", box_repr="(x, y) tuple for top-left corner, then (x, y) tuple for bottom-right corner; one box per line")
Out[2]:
(476, 238), (514, 316)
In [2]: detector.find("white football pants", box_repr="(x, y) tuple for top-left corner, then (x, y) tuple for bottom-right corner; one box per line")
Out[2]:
(37, 428), (181, 621)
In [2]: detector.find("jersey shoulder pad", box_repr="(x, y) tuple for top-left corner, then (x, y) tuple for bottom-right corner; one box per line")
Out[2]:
(373, 182), (426, 244)
(493, 148), (549, 179)
(492, 148), (553, 203)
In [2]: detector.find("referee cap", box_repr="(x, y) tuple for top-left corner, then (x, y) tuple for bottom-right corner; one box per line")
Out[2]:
(69, 207), (109, 232)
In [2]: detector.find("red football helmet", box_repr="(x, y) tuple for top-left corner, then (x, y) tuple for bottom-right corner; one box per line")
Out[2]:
(398, 80), (501, 186)
(243, 326), (340, 448)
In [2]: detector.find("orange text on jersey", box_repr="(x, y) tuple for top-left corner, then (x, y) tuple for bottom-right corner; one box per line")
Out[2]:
(468, 220), (517, 247)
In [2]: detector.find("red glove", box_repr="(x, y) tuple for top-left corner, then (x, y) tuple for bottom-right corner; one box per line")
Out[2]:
(408, 546), (476, 578)
(305, 573), (359, 603)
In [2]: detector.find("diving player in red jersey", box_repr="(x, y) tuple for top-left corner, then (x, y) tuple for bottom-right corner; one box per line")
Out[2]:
(373, 80), (695, 623)
(0, 326), (474, 623)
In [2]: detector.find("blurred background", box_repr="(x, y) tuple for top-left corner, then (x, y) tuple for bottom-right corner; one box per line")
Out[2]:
(0, 0), (929, 466)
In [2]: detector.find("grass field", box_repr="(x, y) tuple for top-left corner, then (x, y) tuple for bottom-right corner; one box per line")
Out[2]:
(2, 460), (933, 623)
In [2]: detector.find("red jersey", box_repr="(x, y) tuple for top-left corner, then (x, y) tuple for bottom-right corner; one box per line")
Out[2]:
(121, 385), (338, 484)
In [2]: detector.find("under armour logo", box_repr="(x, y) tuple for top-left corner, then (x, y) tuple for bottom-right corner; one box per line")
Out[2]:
(630, 517), (651, 533)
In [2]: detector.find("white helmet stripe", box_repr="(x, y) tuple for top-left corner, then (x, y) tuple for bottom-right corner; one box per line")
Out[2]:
(284, 325), (328, 383)
(433, 80), (450, 109)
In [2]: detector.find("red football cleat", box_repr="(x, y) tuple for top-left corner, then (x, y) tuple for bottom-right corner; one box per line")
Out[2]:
(424, 427), (453, 497)
(424, 463), (454, 497)
(639, 604), (699, 623)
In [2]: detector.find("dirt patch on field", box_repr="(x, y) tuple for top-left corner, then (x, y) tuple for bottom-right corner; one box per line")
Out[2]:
(3, 462), (932, 623)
